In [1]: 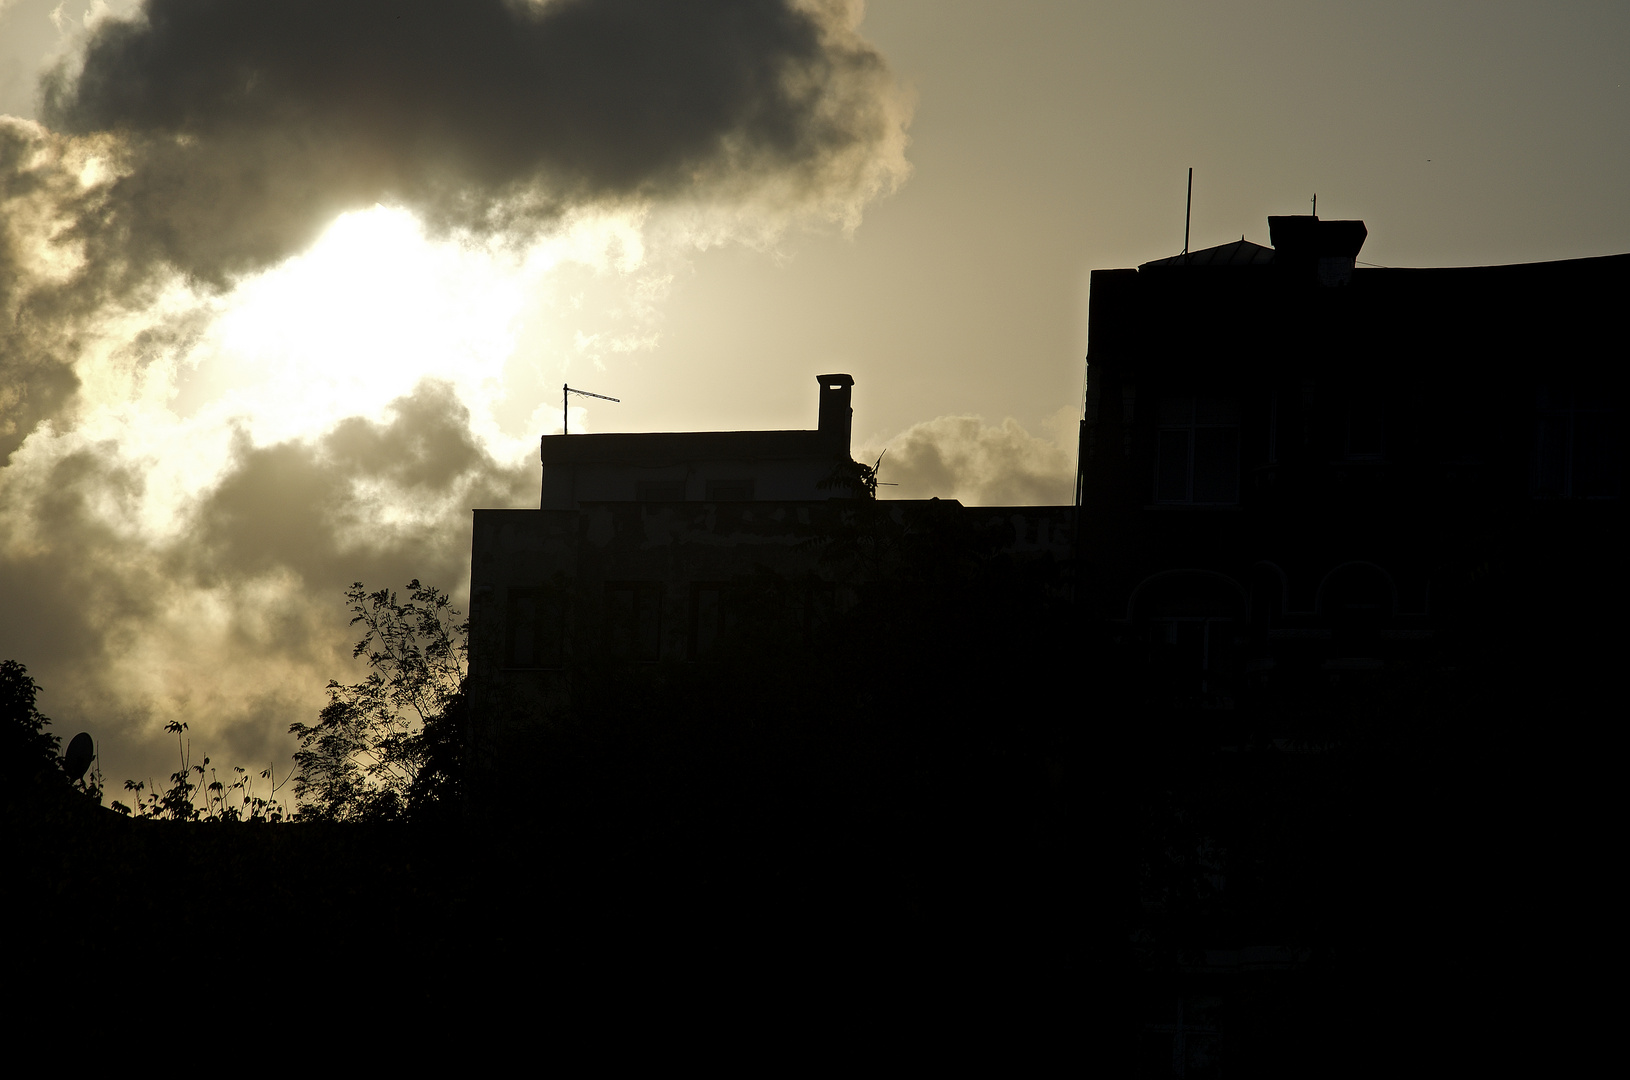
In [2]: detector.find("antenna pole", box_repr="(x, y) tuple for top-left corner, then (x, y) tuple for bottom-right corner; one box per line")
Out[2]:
(1183, 167), (1192, 259)
(562, 383), (621, 435)
(1312, 193), (1317, 217)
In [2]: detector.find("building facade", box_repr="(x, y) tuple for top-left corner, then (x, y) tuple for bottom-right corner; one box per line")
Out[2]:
(458, 215), (1623, 1075)
(1074, 217), (1625, 1074)
(468, 373), (1077, 724)
(467, 217), (1625, 715)
(1074, 214), (1626, 708)
(540, 374), (859, 508)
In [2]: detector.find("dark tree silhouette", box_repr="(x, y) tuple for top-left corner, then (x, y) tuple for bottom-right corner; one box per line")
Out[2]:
(289, 580), (466, 822)
(1, 661), (104, 816)
(1, 661), (59, 779)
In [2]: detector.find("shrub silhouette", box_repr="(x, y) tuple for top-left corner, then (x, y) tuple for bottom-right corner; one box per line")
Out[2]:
(288, 580), (466, 822)
(113, 719), (289, 822)
(1, 660), (103, 814)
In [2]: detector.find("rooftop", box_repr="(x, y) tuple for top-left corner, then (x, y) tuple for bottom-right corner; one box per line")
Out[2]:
(1140, 237), (1276, 270)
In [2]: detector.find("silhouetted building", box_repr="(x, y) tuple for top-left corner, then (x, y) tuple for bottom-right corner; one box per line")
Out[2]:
(540, 374), (858, 508)
(468, 376), (1077, 721)
(471, 376), (859, 684)
(455, 217), (1621, 1075)
(1074, 215), (1627, 1075)
(1074, 215), (1625, 708)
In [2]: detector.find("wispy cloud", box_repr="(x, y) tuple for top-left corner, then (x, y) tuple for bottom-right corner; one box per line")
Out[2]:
(861, 408), (1077, 506)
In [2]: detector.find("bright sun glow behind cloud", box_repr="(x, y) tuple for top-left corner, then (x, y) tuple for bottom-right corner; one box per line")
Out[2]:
(0, 196), (673, 772)
(8, 203), (660, 547)
(205, 207), (527, 445)
(198, 204), (647, 451)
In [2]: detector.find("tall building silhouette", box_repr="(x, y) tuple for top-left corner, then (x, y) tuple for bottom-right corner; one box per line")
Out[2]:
(1074, 215), (1625, 707)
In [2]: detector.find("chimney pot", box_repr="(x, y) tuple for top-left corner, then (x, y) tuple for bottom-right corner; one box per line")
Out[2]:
(816, 373), (854, 453)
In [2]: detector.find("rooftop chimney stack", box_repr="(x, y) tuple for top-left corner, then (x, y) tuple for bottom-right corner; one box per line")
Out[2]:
(816, 374), (854, 453)
(1268, 215), (1368, 286)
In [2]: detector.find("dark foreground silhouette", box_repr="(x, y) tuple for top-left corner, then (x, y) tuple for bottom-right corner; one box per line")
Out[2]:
(4, 508), (1615, 1068)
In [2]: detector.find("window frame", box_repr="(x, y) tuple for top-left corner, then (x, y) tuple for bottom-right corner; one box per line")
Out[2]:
(1535, 385), (1621, 499)
(603, 581), (664, 662)
(635, 480), (687, 502)
(503, 586), (565, 670)
(1343, 395), (1386, 462)
(704, 478), (755, 502)
(688, 581), (734, 660)
(1155, 396), (1241, 506)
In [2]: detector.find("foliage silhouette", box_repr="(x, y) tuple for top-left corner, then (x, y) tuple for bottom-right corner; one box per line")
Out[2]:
(1, 660), (61, 784)
(4, 579), (466, 824)
(1, 660), (104, 811)
(288, 580), (467, 822)
(818, 452), (880, 500)
(111, 720), (289, 822)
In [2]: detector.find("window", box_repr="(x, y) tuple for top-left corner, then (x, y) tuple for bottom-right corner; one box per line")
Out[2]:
(1536, 384), (1620, 498)
(1268, 394), (1279, 465)
(604, 582), (663, 661)
(1140, 995), (1224, 1079)
(705, 479), (754, 502)
(635, 480), (687, 501)
(505, 588), (563, 668)
(1156, 397), (1239, 504)
(1150, 618), (1237, 694)
(1344, 394), (1385, 460)
(689, 583), (737, 659)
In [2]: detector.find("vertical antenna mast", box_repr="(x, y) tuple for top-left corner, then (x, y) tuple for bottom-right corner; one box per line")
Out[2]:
(1183, 167), (1193, 261)
(562, 383), (620, 435)
(1311, 193), (1317, 217)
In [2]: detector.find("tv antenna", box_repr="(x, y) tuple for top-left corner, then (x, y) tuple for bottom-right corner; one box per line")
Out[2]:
(563, 383), (619, 434)
(1311, 193), (1317, 216)
(1183, 167), (1193, 261)
(871, 449), (898, 491)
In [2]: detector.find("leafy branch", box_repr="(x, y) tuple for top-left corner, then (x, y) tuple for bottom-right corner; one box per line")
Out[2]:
(818, 452), (883, 501)
(287, 580), (467, 822)
(111, 720), (291, 822)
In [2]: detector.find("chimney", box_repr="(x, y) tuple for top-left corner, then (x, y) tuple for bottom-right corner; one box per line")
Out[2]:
(1267, 216), (1368, 286)
(816, 373), (854, 452)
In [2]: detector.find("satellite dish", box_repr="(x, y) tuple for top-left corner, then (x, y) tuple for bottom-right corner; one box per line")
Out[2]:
(64, 732), (94, 783)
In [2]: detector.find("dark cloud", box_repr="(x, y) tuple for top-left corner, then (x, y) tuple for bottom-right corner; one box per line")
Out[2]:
(0, 0), (907, 462)
(0, 380), (534, 785)
(0, 445), (161, 669)
(0, 1), (909, 791)
(0, 121), (83, 464)
(40, 0), (909, 283)
(0, 347), (78, 465)
(190, 380), (531, 583)
(323, 384), (488, 492)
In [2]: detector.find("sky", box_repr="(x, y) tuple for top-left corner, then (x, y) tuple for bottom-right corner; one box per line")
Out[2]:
(3, 0), (1628, 789)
